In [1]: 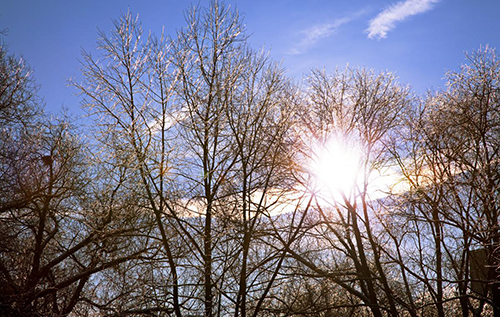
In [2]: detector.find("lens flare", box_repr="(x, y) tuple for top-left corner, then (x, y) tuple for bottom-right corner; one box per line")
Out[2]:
(310, 136), (363, 200)
(309, 135), (402, 203)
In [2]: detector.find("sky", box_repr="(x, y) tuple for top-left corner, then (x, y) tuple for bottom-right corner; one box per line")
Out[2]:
(2, 0), (500, 117)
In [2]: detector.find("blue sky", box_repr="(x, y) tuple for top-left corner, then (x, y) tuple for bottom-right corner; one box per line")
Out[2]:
(2, 0), (500, 116)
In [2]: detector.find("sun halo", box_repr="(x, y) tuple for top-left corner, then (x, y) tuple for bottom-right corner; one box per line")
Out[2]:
(308, 135), (400, 203)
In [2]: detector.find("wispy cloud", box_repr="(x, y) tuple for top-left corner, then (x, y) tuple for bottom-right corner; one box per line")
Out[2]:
(288, 17), (351, 55)
(367, 0), (440, 39)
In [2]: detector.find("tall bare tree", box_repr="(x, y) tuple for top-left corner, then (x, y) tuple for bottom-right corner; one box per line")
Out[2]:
(0, 42), (151, 316)
(287, 67), (411, 317)
(75, 2), (301, 316)
(391, 46), (500, 316)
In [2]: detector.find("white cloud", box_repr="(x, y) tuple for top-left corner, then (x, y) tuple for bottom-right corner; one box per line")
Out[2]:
(288, 17), (351, 55)
(367, 0), (440, 39)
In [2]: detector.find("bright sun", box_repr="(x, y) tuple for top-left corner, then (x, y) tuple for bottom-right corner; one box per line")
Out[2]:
(309, 136), (399, 203)
(310, 136), (363, 200)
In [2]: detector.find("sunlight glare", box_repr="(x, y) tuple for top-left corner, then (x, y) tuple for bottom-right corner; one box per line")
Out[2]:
(309, 135), (405, 203)
(310, 136), (364, 201)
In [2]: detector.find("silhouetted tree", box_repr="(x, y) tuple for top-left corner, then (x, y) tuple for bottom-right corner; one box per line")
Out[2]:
(0, 42), (151, 317)
(75, 2), (301, 316)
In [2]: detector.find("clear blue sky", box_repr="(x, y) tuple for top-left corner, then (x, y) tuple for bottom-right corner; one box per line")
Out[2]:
(2, 0), (500, 116)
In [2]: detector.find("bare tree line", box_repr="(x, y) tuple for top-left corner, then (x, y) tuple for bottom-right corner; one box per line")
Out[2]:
(1, 1), (499, 316)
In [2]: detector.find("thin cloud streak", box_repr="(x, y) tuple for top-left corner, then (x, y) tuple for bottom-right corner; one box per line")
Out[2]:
(288, 17), (351, 55)
(367, 0), (440, 39)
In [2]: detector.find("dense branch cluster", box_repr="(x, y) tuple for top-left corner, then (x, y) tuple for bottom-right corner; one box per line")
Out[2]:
(1, 2), (499, 316)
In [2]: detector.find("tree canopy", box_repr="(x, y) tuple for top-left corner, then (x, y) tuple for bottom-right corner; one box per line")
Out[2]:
(1, 2), (499, 316)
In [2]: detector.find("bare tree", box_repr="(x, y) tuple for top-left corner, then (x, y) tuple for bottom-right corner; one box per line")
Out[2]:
(0, 115), (151, 316)
(287, 67), (411, 317)
(73, 10), (188, 316)
(0, 39), (154, 317)
(75, 2), (301, 316)
(170, 2), (303, 316)
(390, 46), (500, 316)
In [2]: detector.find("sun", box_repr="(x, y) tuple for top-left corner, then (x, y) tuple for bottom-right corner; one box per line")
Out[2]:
(309, 135), (400, 203)
(309, 136), (363, 200)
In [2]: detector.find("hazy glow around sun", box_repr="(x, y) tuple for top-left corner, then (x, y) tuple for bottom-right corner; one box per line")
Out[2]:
(309, 135), (401, 203)
(310, 136), (363, 200)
